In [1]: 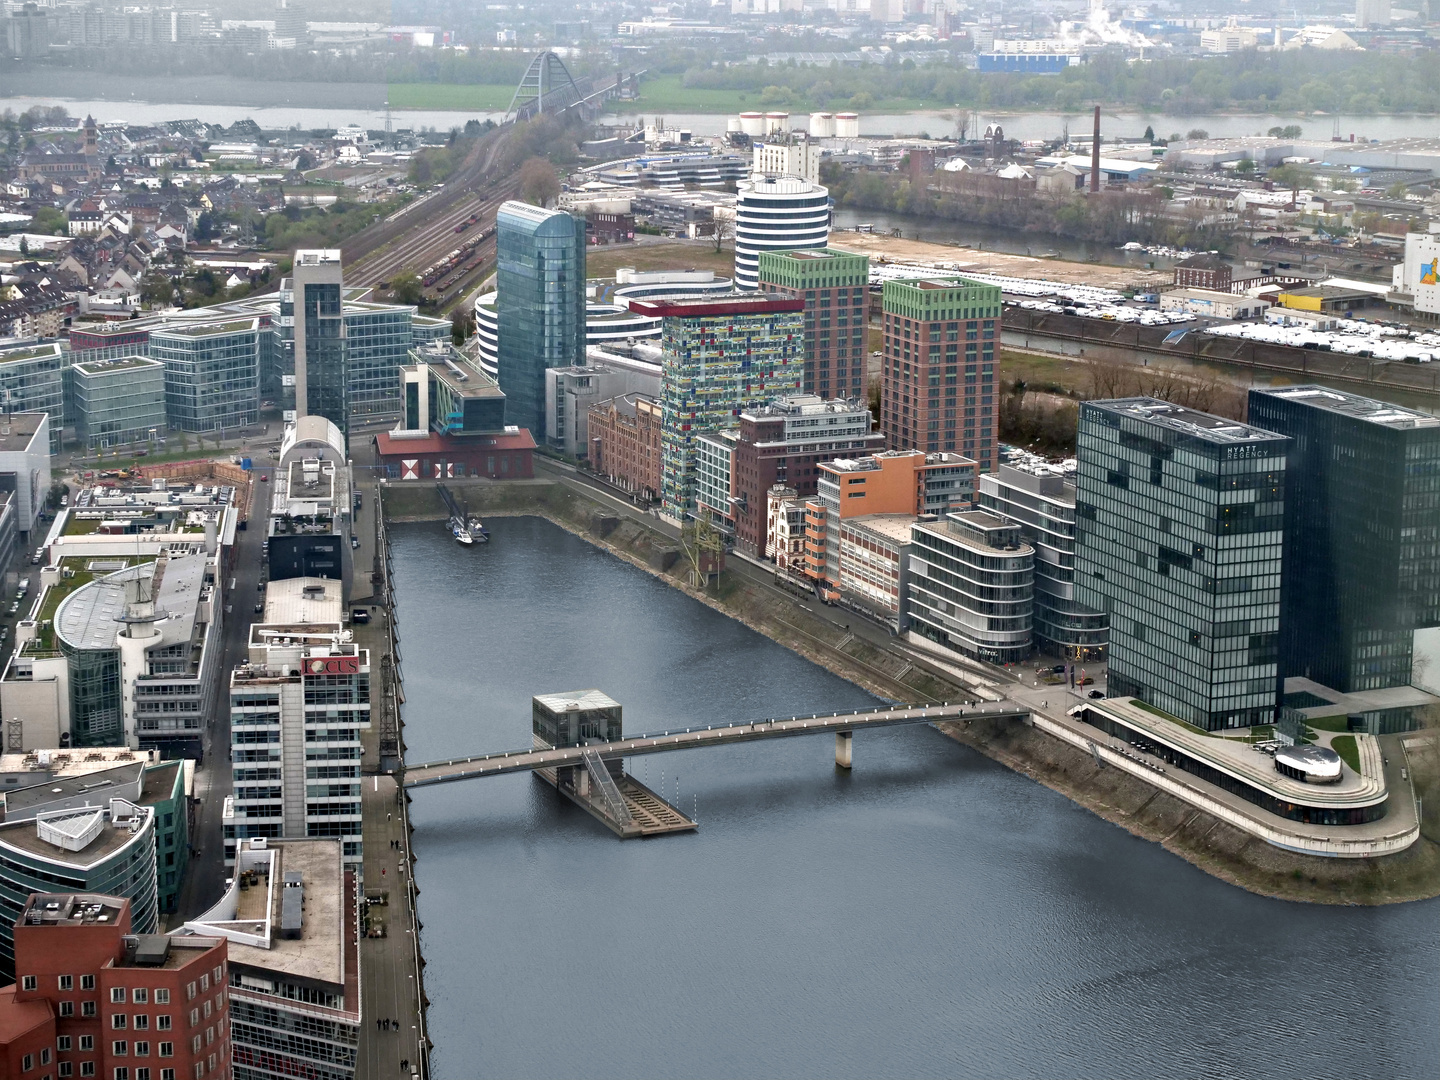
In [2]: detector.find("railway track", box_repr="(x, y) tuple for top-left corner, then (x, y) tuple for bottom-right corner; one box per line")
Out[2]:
(340, 124), (519, 288)
(347, 183), (516, 288)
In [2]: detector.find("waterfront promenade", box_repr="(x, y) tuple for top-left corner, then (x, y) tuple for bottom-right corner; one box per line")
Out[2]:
(351, 453), (429, 1080)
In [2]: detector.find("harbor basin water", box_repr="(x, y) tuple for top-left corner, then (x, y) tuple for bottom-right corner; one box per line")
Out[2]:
(396, 517), (1439, 1080)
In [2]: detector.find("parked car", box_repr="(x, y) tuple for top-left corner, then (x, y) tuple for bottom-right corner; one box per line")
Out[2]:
(350, 535), (360, 550)
(1087, 689), (1105, 699)
(253, 602), (264, 615)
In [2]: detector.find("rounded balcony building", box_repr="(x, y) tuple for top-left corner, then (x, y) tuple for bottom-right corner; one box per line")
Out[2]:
(734, 176), (830, 290)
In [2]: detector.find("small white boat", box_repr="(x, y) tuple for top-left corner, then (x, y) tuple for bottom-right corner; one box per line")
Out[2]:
(450, 518), (474, 545)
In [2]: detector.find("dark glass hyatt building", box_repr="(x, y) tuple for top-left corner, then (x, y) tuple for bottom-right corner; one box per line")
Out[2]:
(1248, 386), (1440, 695)
(1076, 399), (1291, 731)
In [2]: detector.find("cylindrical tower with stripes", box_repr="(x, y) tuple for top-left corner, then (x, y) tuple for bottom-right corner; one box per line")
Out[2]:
(733, 176), (830, 290)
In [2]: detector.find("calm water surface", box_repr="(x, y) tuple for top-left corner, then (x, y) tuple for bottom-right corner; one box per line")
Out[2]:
(396, 518), (1439, 1080)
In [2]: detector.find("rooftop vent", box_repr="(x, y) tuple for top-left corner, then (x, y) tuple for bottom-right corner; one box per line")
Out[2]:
(280, 872), (304, 939)
(132, 935), (171, 967)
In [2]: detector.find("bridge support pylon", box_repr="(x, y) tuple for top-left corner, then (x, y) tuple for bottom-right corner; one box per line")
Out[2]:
(835, 730), (853, 770)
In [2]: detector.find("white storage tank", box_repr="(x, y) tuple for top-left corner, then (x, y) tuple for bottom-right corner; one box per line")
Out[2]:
(739, 112), (765, 137)
(809, 112), (835, 138)
(765, 111), (790, 135)
(835, 112), (860, 138)
(727, 117), (742, 133)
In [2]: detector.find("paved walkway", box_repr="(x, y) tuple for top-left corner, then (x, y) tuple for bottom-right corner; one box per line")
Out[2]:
(357, 773), (425, 1080)
(352, 461), (428, 1080)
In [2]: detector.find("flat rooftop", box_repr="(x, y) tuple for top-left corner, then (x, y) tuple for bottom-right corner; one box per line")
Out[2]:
(534, 689), (621, 713)
(72, 356), (164, 376)
(186, 838), (347, 987)
(845, 513), (916, 544)
(1086, 398), (1290, 446)
(151, 317), (258, 338)
(0, 804), (152, 863)
(261, 577), (344, 626)
(0, 412), (45, 452)
(20, 892), (127, 928)
(1255, 385), (1440, 430)
(3, 761), (144, 817)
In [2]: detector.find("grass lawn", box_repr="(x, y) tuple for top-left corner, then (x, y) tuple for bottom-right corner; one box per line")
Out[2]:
(614, 74), (932, 115)
(1302, 713), (1354, 733)
(1131, 699), (1215, 737)
(586, 241), (736, 281)
(386, 83), (517, 111)
(1000, 349), (1093, 397)
(1332, 734), (1361, 773)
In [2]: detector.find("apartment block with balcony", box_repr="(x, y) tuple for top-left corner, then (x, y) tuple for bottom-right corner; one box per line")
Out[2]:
(909, 511), (1035, 664)
(979, 463), (1107, 660)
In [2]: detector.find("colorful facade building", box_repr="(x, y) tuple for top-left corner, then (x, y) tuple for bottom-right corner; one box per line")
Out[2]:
(879, 277), (1002, 472)
(756, 249), (870, 398)
(698, 395), (883, 556)
(630, 296), (804, 519)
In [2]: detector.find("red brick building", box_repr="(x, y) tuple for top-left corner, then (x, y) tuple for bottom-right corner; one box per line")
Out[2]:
(588, 393), (663, 502)
(1173, 253), (1233, 293)
(728, 394), (883, 556)
(0, 893), (230, 1080)
(373, 429), (536, 481)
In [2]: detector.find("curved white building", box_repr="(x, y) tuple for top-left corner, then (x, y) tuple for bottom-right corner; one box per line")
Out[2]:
(475, 292), (675, 378)
(733, 176), (831, 290)
(474, 291), (500, 378)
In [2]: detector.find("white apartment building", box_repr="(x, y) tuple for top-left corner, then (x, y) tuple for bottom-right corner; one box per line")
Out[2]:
(224, 579), (368, 874)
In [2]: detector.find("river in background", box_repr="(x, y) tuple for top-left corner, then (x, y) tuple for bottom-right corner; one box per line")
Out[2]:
(395, 516), (1439, 1080)
(0, 71), (1428, 143)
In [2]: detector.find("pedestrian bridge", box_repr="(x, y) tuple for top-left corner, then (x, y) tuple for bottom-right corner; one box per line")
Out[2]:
(401, 700), (1031, 789)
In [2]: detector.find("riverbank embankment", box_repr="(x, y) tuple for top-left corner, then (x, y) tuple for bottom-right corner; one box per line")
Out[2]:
(382, 478), (1440, 906)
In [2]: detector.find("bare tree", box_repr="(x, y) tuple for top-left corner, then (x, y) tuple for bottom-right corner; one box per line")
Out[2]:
(711, 215), (734, 254)
(518, 156), (560, 207)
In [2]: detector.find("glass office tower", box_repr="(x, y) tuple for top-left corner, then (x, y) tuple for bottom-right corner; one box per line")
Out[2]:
(293, 249), (348, 441)
(1075, 399), (1290, 731)
(344, 302), (414, 423)
(148, 317), (261, 432)
(1248, 386), (1440, 696)
(496, 202), (586, 442)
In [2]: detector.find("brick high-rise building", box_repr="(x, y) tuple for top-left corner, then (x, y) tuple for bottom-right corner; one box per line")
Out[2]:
(757, 249), (870, 398)
(879, 277), (1002, 472)
(0, 892), (230, 1080)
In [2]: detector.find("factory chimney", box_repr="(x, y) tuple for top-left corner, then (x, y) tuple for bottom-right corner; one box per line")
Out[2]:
(1090, 105), (1101, 194)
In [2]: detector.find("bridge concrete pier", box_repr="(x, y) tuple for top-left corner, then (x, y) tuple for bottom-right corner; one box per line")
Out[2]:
(835, 731), (853, 769)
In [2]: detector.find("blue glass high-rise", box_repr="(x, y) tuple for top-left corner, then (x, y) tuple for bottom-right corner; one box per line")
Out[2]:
(496, 202), (586, 442)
